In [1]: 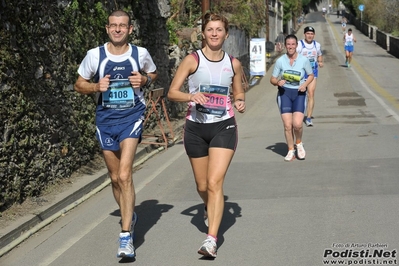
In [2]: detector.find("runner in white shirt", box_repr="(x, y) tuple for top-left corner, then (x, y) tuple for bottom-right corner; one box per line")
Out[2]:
(341, 17), (347, 33)
(74, 10), (157, 259)
(343, 28), (357, 68)
(297, 26), (323, 127)
(322, 7), (327, 16)
(168, 12), (245, 258)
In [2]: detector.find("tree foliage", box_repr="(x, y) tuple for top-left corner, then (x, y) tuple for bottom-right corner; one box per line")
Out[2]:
(339, 0), (399, 35)
(212, 0), (267, 37)
(168, 0), (267, 38)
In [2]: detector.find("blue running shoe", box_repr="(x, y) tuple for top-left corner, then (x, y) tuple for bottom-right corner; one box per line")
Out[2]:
(117, 232), (135, 258)
(305, 118), (313, 127)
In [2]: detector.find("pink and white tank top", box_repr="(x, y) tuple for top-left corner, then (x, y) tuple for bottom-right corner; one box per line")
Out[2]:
(186, 50), (235, 123)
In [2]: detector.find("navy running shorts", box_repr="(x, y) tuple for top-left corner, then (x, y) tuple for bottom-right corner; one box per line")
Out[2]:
(96, 119), (143, 151)
(276, 87), (307, 114)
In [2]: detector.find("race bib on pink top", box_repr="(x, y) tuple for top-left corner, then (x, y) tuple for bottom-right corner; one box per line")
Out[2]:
(195, 84), (229, 116)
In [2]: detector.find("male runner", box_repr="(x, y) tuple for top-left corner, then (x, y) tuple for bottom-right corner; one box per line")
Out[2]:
(297, 26), (323, 126)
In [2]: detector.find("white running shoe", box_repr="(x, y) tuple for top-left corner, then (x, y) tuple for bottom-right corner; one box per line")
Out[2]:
(284, 149), (296, 162)
(296, 142), (306, 160)
(117, 232), (135, 258)
(198, 237), (217, 258)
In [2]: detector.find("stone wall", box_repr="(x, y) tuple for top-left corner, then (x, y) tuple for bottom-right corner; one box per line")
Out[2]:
(0, 0), (177, 211)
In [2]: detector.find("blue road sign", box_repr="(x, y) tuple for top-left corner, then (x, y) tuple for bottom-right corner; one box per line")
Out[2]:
(359, 4), (365, 12)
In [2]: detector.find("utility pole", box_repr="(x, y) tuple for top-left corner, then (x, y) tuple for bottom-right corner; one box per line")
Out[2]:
(202, 0), (210, 14)
(265, 0), (269, 42)
(202, 0), (210, 47)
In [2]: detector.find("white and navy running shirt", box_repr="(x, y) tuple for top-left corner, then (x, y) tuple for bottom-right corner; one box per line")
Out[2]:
(296, 40), (322, 71)
(186, 50), (235, 123)
(77, 43), (157, 126)
(344, 33), (355, 46)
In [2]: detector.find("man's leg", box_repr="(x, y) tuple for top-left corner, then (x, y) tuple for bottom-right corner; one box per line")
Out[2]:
(117, 138), (139, 231)
(102, 138), (138, 231)
(306, 78), (317, 126)
(104, 138), (138, 258)
(103, 150), (122, 206)
(349, 51), (353, 64)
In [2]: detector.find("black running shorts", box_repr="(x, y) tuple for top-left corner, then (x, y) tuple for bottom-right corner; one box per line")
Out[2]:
(183, 117), (238, 158)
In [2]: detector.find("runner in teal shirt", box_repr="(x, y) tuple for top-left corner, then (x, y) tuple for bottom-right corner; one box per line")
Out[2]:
(270, 34), (314, 162)
(272, 49), (313, 90)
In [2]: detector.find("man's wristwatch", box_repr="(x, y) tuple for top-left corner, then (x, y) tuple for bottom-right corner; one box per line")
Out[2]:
(145, 75), (152, 88)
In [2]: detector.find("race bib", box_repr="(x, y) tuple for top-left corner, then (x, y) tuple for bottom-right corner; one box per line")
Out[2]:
(102, 79), (134, 109)
(346, 41), (353, 46)
(282, 70), (301, 86)
(309, 58), (316, 69)
(195, 84), (229, 116)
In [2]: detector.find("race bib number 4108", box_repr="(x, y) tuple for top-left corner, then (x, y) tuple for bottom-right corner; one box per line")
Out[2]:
(102, 79), (134, 109)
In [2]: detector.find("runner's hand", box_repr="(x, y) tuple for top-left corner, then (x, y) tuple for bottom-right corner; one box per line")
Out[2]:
(98, 75), (111, 92)
(129, 71), (143, 88)
(234, 100), (246, 113)
(298, 84), (307, 92)
(189, 93), (209, 105)
(276, 79), (286, 87)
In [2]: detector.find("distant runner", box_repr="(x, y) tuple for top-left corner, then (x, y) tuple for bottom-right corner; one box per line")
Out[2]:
(343, 28), (357, 68)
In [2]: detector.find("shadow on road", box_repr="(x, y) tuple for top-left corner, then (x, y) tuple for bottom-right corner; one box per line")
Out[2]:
(110, 199), (174, 253)
(266, 142), (288, 157)
(180, 195), (242, 250)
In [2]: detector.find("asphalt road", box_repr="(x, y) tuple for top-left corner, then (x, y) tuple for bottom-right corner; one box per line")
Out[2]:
(1, 11), (399, 266)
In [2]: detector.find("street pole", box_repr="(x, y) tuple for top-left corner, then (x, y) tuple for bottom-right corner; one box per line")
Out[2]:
(265, 0), (269, 42)
(202, 0), (210, 15)
(201, 0), (210, 47)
